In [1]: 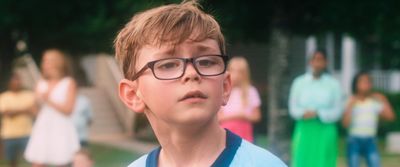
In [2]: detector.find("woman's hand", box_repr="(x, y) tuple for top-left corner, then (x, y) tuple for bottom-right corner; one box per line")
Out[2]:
(303, 110), (317, 119)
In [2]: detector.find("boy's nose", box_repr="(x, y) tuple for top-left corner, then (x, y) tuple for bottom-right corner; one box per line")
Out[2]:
(181, 63), (200, 82)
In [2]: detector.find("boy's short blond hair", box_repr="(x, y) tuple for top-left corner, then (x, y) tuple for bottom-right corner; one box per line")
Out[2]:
(114, 0), (225, 79)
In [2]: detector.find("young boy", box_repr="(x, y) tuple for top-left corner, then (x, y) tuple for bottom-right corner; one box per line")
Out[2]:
(115, 1), (286, 166)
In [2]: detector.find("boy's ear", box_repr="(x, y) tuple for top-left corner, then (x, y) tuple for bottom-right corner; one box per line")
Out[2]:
(222, 72), (232, 106)
(118, 79), (146, 113)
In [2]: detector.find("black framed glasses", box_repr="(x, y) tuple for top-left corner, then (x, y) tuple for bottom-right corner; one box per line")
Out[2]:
(131, 55), (229, 80)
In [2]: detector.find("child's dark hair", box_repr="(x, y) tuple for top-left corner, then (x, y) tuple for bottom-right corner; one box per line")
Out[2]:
(351, 71), (370, 95)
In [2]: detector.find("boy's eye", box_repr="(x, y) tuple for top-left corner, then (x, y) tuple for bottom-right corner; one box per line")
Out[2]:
(197, 59), (218, 67)
(155, 60), (182, 70)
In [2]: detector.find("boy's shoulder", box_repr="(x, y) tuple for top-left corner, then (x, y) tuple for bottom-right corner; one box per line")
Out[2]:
(127, 154), (147, 167)
(127, 140), (287, 167)
(232, 140), (287, 166)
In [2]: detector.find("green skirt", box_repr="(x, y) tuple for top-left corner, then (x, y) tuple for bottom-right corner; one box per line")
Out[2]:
(292, 118), (338, 167)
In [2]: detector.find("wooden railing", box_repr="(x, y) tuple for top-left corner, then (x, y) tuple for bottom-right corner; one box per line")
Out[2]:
(14, 54), (41, 89)
(95, 55), (136, 136)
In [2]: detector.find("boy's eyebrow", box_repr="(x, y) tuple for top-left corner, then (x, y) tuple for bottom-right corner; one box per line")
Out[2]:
(196, 44), (215, 53)
(152, 42), (219, 58)
(153, 48), (176, 58)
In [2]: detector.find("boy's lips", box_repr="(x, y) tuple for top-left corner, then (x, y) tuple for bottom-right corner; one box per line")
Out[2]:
(179, 90), (208, 102)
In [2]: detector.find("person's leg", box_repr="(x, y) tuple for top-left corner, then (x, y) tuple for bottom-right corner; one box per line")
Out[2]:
(11, 137), (29, 167)
(10, 160), (17, 167)
(4, 138), (18, 167)
(80, 140), (88, 148)
(365, 137), (380, 167)
(347, 136), (361, 167)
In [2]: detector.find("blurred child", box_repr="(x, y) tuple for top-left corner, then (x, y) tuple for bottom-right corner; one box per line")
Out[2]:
(342, 71), (396, 167)
(24, 49), (80, 167)
(114, 1), (286, 166)
(72, 149), (93, 167)
(219, 57), (261, 142)
(71, 94), (93, 147)
(0, 72), (35, 167)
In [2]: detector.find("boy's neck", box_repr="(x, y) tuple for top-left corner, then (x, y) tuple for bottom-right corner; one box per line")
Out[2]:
(152, 118), (226, 167)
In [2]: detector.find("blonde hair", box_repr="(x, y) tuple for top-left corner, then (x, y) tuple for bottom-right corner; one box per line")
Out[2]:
(41, 49), (72, 78)
(228, 57), (251, 106)
(114, 0), (225, 79)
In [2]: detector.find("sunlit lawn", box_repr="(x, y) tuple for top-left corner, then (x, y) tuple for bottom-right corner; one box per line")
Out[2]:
(0, 143), (142, 167)
(0, 137), (398, 167)
(255, 135), (400, 167)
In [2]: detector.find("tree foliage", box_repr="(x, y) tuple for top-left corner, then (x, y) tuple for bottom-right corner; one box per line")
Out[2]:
(1, 0), (399, 67)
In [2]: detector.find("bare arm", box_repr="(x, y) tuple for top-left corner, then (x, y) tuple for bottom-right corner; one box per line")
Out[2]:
(246, 107), (261, 123)
(342, 96), (356, 128)
(2, 108), (33, 117)
(218, 109), (244, 122)
(342, 96), (357, 128)
(218, 107), (261, 123)
(1, 93), (37, 118)
(44, 79), (77, 116)
(373, 93), (396, 121)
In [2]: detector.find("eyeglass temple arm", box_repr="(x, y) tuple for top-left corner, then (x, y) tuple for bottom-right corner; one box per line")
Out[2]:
(131, 64), (150, 81)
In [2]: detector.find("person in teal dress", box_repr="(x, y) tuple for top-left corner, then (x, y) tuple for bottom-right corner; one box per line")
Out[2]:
(289, 50), (343, 167)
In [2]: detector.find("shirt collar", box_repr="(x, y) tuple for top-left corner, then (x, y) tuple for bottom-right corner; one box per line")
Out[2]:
(305, 71), (329, 81)
(146, 129), (242, 167)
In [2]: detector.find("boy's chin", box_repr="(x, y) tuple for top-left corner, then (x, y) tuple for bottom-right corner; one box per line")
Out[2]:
(170, 108), (217, 126)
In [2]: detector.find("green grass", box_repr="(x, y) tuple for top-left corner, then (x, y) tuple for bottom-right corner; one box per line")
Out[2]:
(255, 135), (400, 167)
(89, 144), (142, 167)
(0, 143), (143, 167)
(0, 137), (398, 167)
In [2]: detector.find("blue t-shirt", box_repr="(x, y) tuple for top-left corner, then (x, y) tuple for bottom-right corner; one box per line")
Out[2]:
(127, 130), (287, 167)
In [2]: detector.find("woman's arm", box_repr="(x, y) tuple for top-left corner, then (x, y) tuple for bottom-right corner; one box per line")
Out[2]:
(317, 80), (344, 123)
(289, 79), (307, 120)
(218, 108), (261, 123)
(44, 79), (77, 115)
(218, 109), (246, 122)
(246, 107), (261, 123)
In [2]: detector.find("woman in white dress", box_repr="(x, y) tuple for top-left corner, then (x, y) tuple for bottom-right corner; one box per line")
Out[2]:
(24, 49), (80, 167)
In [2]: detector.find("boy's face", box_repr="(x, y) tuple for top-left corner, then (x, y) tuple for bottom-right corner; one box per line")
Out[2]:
(121, 38), (231, 127)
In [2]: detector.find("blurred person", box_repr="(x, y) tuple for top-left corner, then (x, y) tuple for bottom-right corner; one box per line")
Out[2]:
(24, 49), (80, 167)
(71, 94), (93, 147)
(289, 50), (343, 167)
(72, 149), (93, 167)
(342, 71), (395, 167)
(219, 56), (261, 142)
(0, 72), (35, 167)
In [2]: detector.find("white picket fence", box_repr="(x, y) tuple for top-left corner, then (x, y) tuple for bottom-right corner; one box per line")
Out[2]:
(370, 70), (400, 93)
(333, 70), (400, 94)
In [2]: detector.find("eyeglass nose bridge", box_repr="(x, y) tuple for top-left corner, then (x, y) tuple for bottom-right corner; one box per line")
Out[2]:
(181, 57), (203, 77)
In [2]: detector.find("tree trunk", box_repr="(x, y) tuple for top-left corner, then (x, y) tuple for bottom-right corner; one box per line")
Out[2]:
(267, 28), (291, 163)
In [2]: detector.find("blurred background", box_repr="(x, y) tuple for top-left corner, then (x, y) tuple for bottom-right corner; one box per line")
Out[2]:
(0, 0), (400, 166)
